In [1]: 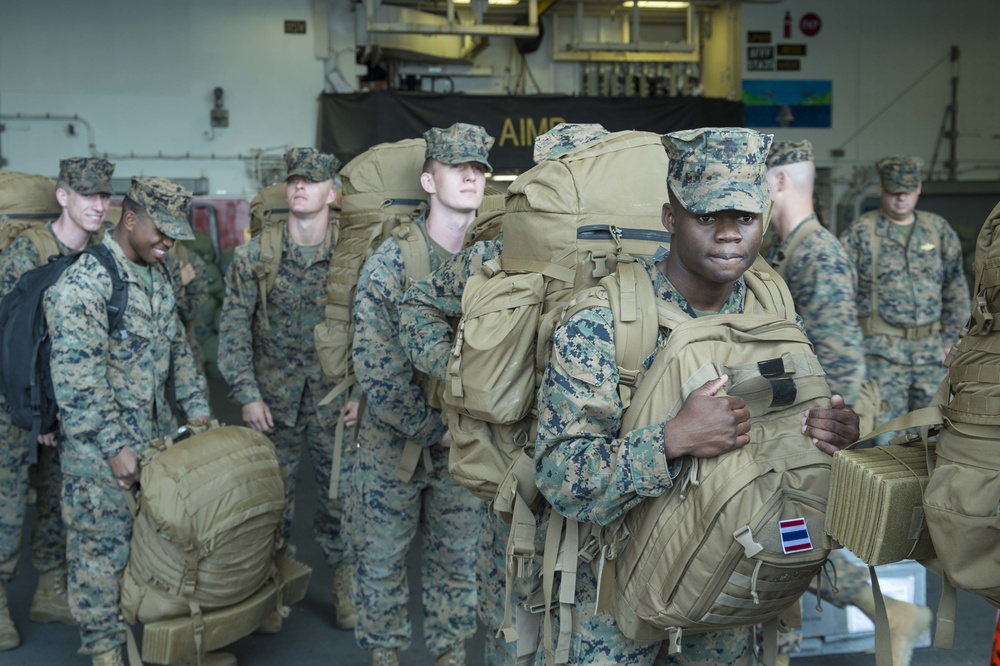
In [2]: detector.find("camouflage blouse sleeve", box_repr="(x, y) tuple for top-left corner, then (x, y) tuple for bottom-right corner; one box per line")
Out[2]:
(169, 307), (211, 419)
(399, 237), (502, 381)
(217, 242), (263, 406)
(353, 241), (447, 446)
(534, 307), (675, 527)
(170, 250), (210, 325)
(46, 266), (144, 457)
(939, 221), (971, 345)
(0, 236), (42, 299)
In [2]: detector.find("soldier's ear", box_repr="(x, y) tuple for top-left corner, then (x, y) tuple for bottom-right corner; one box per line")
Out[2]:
(55, 187), (70, 208)
(120, 209), (137, 232)
(420, 171), (436, 196)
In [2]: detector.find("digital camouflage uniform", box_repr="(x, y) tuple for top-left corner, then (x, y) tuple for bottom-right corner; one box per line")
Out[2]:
(763, 141), (865, 407)
(536, 258), (752, 665)
(352, 214), (485, 657)
(398, 124), (618, 666)
(217, 148), (355, 571)
(763, 142), (870, 654)
(44, 177), (210, 656)
(0, 157), (113, 601)
(162, 243), (210, 372)
(351, 124), (493, 660)
(532, 128), (776, 665)
(839, 157), (970, 426)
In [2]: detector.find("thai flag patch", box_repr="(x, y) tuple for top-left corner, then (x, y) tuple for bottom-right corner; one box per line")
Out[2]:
(778, 518), (813, 555)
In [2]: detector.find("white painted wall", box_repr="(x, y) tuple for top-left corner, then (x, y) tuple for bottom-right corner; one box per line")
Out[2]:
(1, 0), (329, 196)
(3, 0), (998, 199)
(741, 0), (1000, 185)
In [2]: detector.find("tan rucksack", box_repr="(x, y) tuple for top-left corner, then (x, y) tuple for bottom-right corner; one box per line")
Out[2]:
(587, 262), (834, 660)
(440, 130), (672, 647)
(444, 130), (671, 507)
(924, 199), (1000, 610)
(0, 169), (61, 261)
(120, 425), (288, 636)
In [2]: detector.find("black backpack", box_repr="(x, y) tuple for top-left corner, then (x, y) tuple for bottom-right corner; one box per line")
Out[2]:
(0, 243), (127, 461)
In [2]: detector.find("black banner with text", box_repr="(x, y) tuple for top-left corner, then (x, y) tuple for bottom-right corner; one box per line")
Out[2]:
(319, 91), (744, 171)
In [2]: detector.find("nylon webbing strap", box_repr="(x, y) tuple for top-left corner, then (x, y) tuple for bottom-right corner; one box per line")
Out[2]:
(869, 566), (894, 666)
(395, 440), (432, 483)
(541, 511), (563, 665)
(500, 258), (576, 285)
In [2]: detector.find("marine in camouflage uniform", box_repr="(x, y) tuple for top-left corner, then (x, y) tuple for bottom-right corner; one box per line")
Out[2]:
(399, 124), (610, 666)
(44, 177), (211, 662)
(0, 158), (115, 650)
(351, 124), (495, 665)
(217, 148), (358, 630)
(840, 157), (970, 427)
(764, 143), (932, 665)
(163, 243), (210, 370)
(533, 128), (859, 665)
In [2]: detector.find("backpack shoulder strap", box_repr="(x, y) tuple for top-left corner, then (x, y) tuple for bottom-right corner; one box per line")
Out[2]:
(85, 243), (129, 333)
(19, 225), (61, 266)
(744, 257), (797, 321)
(771, 215), (823, 275)
(391, 221), (431, 288)
(252, 222), (284, 331)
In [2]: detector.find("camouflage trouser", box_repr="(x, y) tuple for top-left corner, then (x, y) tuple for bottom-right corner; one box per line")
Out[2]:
(269, 391), (356, 569)
(61, 474), (132, 655)
(0, 414), (67, 582)
(543, 542), (752, 665)
(868, 355), (946, 441)
(776, 549), (874, 655)
(352, 416), (484, 656)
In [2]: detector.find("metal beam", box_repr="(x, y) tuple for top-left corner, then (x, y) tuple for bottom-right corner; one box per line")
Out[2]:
(365, 0), (539, 38)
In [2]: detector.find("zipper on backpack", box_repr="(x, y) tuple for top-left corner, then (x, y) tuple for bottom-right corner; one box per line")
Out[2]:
(577, 225), (671, 244)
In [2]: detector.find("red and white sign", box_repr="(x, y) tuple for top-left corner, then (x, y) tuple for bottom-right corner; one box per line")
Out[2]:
(800, 12), (822, 37)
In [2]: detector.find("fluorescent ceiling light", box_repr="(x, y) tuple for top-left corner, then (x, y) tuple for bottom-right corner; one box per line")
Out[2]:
(490, 174), (519, 181)
(622, 1), (690, 8)
(453, 0), (521, 5)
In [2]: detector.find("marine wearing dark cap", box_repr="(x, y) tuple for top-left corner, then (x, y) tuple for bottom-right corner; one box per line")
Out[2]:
(58, 158), (115, 196)
(877, 156), (923, 193)
(423, 123), (494, 171)
(126, 176), (194, 241)
(285, 147), (340, 182)
(662, 127), (773, 215)
(766, 140), (813, 170)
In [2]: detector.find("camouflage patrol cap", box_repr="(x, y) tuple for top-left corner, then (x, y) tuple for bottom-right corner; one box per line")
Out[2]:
(766, 140), (813, 170)
(285, 147), (340, 182)
(662, 127), (773, 215)
(125, 177), (194, 241)
(423, 123), (494, 171)
(532, 123), (610, 163)
(877, 156), (923, 193)
(58, 157), (115, 196)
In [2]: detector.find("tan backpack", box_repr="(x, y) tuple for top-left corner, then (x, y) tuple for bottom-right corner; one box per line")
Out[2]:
(120, 425), (288, 633)
(440, 130), (672, 647)
(0, 169), (61, 261)
(444, 130), (672, 505)
(586, 262), (834, 661)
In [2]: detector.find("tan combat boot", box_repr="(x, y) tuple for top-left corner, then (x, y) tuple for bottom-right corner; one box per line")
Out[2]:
(331, 564), (358, 630)
(0, 583), (20, 651)
(372, 647), (399, 666)
(30, 565), (74, 624)
(435, 643), (467, 666)
(91, 647), (125, 666)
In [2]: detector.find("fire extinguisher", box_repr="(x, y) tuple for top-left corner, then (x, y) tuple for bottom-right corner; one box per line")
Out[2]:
(784, 11), (792, 38)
